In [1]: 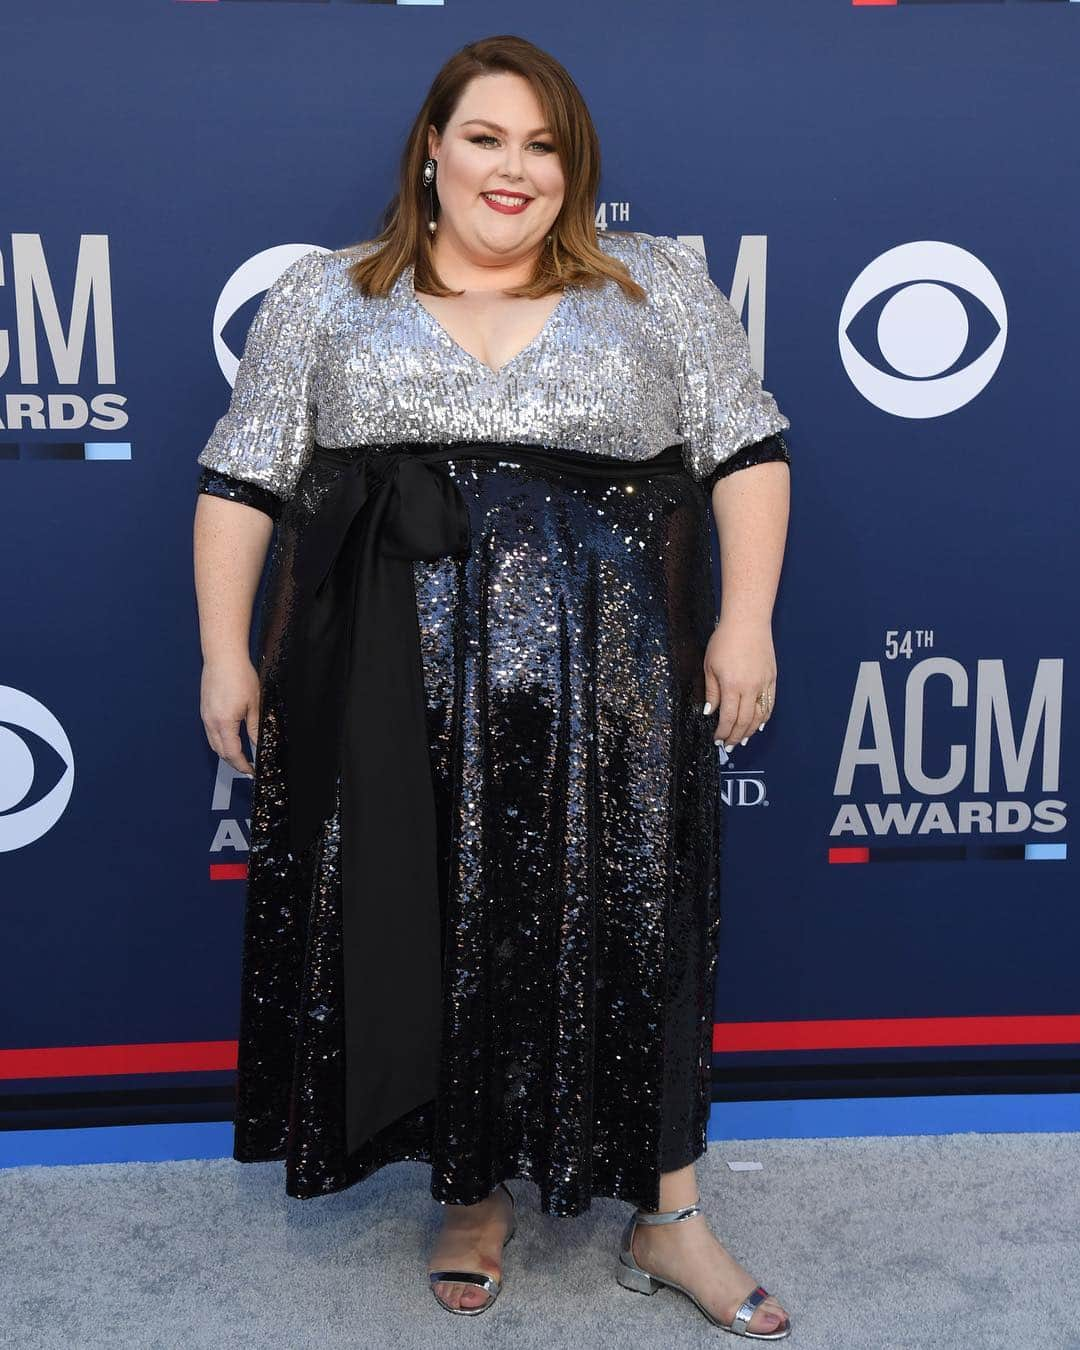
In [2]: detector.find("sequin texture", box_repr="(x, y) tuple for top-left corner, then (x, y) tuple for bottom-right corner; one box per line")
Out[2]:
(197, 230), (791, 1217)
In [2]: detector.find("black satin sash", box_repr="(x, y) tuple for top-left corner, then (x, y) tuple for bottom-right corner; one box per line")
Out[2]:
(283, 439), (690, 1155)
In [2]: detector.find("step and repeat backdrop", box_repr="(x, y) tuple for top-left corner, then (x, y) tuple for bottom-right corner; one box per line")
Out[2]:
(2, 0), (1076, 1146)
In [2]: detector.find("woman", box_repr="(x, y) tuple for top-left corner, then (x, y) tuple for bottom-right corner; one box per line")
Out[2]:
(193, 34), (793, 1340)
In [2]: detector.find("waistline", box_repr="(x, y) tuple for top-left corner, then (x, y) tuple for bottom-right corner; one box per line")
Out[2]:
(309, 439), (688, 478)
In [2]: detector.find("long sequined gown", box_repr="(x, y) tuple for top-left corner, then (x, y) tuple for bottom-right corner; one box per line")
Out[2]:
(196, 229), (790, 1217)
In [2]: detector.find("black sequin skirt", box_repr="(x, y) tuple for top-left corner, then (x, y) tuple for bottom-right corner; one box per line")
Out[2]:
(234, 440), (723, 1217)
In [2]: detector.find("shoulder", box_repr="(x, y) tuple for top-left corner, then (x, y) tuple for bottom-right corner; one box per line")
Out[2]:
(267, 239), (383, 298)
(249, 241), (390, 331)
(325, 238), (383, 269)
(244, 248), (336, 334)
(597, 229), (709, 277)
(264, 246), (335, 296)
(595, 230), (718, 312)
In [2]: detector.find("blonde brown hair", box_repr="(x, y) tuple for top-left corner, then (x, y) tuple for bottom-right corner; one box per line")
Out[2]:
(346, 34), (646, 303)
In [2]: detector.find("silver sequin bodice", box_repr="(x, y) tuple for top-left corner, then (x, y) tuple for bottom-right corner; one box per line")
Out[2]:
(197, 229), (789, 501)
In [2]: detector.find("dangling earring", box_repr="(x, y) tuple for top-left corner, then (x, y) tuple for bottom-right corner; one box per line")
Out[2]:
(422, 158), (438, 235)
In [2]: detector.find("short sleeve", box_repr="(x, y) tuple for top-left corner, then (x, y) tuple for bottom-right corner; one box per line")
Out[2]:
(196, 249), (328, 518)
(646, 234), (791, 483)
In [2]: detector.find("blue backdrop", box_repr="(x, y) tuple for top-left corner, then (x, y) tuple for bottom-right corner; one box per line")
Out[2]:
(2, 0), (1076, 1152)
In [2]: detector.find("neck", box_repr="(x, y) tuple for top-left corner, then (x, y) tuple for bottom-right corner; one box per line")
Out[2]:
(426, 236), (542, 292)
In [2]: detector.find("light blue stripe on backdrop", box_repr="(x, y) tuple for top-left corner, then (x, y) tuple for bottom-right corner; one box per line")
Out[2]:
(1025, 843), (1067, 860)
(84, 443), (132, 459)
(3, 1097), (1078, 1170)
(708, 1094), (1080, 1141)
(0, 1122), (234, 1169)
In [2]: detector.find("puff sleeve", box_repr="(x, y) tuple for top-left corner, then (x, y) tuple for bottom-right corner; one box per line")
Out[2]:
(195, 249), (328, 521)
(647, 234), (791, 490)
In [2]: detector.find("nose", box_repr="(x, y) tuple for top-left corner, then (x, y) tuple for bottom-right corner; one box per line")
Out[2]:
(496, 143), (526, 181)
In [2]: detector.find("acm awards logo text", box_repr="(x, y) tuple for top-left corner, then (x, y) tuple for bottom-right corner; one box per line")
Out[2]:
(210, 757), (253, 857)
(0, 234), (128, 433)
(832, 635), (1065, 839)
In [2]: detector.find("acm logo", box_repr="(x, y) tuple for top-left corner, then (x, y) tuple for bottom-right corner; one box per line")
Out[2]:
(832, 656), (1065, 838)
(209, 755), (254, 863)
(0, 234), (128, 434)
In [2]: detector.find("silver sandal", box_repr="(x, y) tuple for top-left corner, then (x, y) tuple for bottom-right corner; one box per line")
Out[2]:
(616, 1198), (792, 1339)
(428, 1181), (516, 1316)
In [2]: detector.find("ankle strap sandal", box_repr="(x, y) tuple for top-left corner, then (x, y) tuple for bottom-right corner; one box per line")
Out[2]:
(616, 1198), (792, 1340)
(428, 1181), (516, 1317)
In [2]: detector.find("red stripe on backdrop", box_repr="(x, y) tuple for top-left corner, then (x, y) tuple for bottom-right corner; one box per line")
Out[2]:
(714, 1014), (1080, 1053)
(828, 846), (870, 864)
(3, 1016), (1078, 1081)
(0, 1041), (238, 1080)
(210, 863), (248, 881)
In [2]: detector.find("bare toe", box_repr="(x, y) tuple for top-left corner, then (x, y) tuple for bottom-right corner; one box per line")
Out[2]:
(747, 1293), (788, 1334)
(432, 1279), (460, 1310)
(432, 1277), (494, 1312)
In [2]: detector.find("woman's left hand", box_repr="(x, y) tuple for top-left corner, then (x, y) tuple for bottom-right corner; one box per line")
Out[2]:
(703, 615), (777, 750)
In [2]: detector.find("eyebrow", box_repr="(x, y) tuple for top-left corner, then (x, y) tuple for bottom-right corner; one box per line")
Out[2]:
(459, 118), (553, 137)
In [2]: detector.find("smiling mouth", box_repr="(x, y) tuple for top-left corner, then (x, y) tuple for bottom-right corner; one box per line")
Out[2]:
(481, 191), (532, 210)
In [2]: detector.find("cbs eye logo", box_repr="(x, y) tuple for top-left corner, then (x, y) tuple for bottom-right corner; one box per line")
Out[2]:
(0, 687), (74, 851)
(839, 241), (1007, 418)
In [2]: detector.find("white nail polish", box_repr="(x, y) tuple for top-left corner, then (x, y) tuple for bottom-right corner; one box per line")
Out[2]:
(758, 722), (765, 732)
(702, 701), (712, 715)
(724, 743), (734, 752)
(740, 737), (748, 745)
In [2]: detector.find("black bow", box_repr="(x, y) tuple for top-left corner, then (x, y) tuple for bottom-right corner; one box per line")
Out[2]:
(283, 446), (471, 1152)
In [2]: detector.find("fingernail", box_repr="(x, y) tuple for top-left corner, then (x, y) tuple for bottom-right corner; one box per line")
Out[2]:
(724, 743), (734, 752)
(702, 702), (712, 715)
(740, 737), (748, 745)
(758, 722), (766, 732)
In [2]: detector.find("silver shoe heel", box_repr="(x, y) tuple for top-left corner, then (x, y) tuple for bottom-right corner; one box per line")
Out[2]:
(616, 1198), (792, 1340)
(615, 1251), (664, 1296)
(428, 1181), (516, 1317)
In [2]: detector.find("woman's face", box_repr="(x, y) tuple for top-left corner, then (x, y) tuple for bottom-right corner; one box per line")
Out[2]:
(427, 72), (566, 267)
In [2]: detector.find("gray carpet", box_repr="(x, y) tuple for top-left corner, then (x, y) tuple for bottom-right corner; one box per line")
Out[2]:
(2, 1132), (1078, 1350)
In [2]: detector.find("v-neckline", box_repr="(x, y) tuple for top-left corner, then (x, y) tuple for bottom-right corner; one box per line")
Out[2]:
(405, 263), (569, 378)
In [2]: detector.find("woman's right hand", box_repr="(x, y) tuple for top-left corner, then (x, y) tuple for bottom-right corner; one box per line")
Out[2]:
(201, 654), (261, 777)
